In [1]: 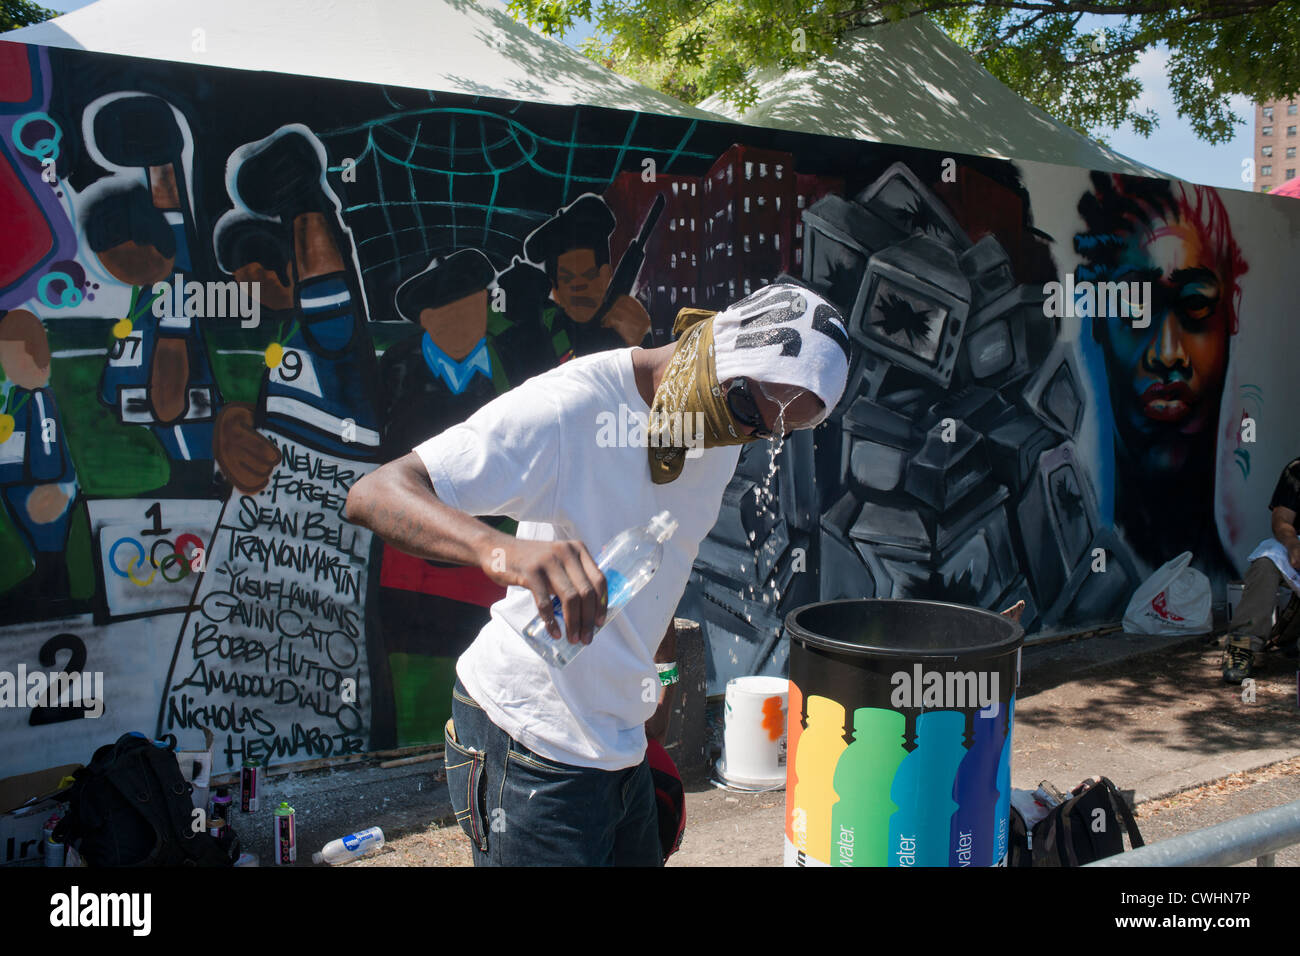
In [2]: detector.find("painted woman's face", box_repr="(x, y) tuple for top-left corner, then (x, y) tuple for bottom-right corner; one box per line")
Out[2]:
(1092, 216), (1230, 475)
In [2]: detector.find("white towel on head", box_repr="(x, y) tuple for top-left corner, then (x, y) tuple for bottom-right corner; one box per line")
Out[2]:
(712, 283), (852, 425)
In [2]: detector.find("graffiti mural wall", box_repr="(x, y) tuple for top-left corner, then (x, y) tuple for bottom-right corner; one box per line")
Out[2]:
(2, 41), (1297, 777)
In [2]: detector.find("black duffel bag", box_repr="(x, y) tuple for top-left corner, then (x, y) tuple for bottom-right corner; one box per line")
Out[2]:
(1027, 776), (1145, 867)
(54, 732), (237, 866)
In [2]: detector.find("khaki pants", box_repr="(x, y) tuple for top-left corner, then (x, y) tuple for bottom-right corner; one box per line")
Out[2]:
(1228, 558), (1300, 651)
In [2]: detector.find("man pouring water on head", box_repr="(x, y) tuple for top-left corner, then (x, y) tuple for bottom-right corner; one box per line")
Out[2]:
(345, 282), (850, 866)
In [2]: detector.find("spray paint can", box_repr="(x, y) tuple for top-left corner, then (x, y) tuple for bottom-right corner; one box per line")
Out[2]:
(211, 787), (232, 823)
(43, 813), (65, 867)
(240, 758), (262, 812)
(274, 802), (296, 864)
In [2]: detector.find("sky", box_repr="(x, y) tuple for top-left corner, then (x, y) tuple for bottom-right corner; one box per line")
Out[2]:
(41, 0), (1255, 191)
(1103, 45), (1254, 191)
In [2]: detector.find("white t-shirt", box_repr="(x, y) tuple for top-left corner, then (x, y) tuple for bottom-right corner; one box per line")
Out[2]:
(415, 347), (741, 770)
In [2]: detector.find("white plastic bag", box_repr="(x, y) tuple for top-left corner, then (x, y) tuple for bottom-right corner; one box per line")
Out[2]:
(1122, 551), (1212, 635)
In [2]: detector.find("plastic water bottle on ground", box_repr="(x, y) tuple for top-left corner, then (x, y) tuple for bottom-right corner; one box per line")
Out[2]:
(521, 510), (678, 668)
(312, 826), (385, 865)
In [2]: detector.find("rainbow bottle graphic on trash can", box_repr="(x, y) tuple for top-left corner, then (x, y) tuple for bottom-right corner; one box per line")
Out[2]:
(950, 702), (1011, 866)
(830, 707), (906, 866)
(784, 600), (1021, 867)
(789, 695), (847, 866)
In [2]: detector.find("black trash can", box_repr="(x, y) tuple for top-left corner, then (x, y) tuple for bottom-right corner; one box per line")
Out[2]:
(783, 599), (1022, 867)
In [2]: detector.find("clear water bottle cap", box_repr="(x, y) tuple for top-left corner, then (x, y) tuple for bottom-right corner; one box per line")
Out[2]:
(648, 510), (678, 542)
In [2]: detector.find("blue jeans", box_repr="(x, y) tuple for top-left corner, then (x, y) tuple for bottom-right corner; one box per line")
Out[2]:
(444, 678), (662, 866)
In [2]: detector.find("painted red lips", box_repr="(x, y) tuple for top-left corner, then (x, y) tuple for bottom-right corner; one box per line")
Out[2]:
(1140, 380), (1194, 422)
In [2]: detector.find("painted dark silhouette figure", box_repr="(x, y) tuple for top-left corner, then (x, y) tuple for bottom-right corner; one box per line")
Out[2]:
(0, 309), (81, 616)
(86, 94), (221, 494)
(369, 248), (531, 748)
(211, 124), (384, 493)
(520, 193), (651, 371)
(382, 249), (510, 457)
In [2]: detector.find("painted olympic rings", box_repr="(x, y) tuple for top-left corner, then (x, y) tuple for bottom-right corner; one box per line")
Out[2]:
(107, 532), (203, 587)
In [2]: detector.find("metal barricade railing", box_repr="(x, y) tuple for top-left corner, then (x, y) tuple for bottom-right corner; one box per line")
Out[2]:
(1088, 798), (1300, 867)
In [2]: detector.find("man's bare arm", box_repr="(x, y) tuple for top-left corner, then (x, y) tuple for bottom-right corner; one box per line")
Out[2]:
(645, 621), (677, 743)
(1272, 505), (1300, 570)
(345, 452), (607, 643)
(345, 451), (499, 566)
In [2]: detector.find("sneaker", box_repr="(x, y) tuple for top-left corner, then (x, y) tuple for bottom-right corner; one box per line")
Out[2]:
(1221, 634), (1256, 684)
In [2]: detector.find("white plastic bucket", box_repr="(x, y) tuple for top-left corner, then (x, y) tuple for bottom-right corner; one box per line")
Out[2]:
(720, 676), (788, 788)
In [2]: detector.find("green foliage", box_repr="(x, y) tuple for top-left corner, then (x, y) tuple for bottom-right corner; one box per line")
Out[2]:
(51, 353), (170, 498)
(0, 506), (34, 593)
(389, 652), (459, 746)
(65, 500), (94, 600)
(507, 0), (1300, 144)
(208, 350), (266, 405)
(1, 0), (57, 33)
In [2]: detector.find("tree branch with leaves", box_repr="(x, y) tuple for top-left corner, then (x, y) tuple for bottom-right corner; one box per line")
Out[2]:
(507, 0), (1300, 144)
(1, 0), (58, 34)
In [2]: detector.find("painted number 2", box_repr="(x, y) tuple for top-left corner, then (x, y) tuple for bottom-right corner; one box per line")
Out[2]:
(28, 633), (92, 725)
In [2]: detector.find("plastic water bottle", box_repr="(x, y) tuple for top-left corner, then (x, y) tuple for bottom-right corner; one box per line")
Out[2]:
(312, 826), (385, 865)
(521, 510), (678, 668)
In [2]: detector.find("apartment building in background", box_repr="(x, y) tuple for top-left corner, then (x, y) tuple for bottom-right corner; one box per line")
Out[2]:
(1255, 97), (1300, 193)
(603, 148), (843, 339)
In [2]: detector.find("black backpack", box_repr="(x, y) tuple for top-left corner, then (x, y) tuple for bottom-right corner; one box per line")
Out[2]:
(646, 739), (685, 862)
(1025, 777), (1144, 867)
(54, 732), (237, 867)
(1008, 805), (1032, 867)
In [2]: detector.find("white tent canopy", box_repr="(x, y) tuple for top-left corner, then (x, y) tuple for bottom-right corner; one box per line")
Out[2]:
(6, 0), (1158, 174)
(699, 17), (1161, 176)
(3, 0), (715, 118)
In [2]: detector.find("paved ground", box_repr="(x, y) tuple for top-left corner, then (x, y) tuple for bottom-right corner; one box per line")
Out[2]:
(344, 631), (1300, 867)
(1137, 756), (1300, 867)
(1013, 633), (1300, 803)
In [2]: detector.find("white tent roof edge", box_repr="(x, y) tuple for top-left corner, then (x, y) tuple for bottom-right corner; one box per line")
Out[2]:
(699, 18), (1165, 178)
(1, 0), (715, 119)
(5, 0), (1164, 178)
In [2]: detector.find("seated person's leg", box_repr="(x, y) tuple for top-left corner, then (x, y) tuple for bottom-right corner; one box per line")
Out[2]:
(1223, 557), (1282, 683)
(1267, 591), (1300, 654)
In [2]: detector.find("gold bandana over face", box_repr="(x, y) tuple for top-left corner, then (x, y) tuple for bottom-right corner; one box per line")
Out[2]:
(647, 309), (756, 484)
